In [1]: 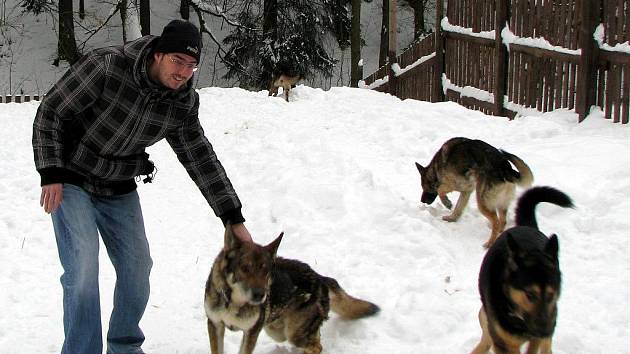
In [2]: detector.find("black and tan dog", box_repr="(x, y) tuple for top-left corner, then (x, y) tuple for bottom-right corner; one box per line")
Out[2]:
(268, 61), (301, 102)
(204, 226), (379, 354)
(269, 73), (301, 102)
(472, 186), (573, 354)
(415, 137), (534, 248)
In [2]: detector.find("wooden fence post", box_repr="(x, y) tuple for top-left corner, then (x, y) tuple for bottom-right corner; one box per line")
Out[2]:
(434, 0), (445, 102)
(576, 0), (600, 121)
(494, 0), (509, 116)
(388, 0), (398, 97)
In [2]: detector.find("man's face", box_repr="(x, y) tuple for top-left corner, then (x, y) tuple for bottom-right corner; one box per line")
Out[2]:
(152, 52), (198, 90)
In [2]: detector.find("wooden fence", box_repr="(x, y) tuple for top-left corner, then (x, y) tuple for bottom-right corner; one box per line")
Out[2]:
(363, 0), (630, 123)
(0, 95), (43, 103)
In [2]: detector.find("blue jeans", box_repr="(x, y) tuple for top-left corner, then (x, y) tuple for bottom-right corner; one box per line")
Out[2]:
(52, 184), (152, 354)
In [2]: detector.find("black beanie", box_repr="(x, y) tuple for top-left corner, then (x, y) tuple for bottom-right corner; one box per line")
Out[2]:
(155, 20), (202, 62)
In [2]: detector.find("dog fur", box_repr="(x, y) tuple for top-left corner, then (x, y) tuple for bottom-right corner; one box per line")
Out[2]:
(204, 226), (380, 354)
(415, 137), (534, 248)
(471, 186), (573, 354)
(268, 73), (301, 102)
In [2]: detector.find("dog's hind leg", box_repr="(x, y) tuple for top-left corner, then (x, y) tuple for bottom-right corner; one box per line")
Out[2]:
(471, 308), (492, 354)
(292, 331), (322, 354)
(207, 319), (225, 354)
(477, 197), (501, 248)
(443, 191), (472, 222)
(497, 207), (508, 236)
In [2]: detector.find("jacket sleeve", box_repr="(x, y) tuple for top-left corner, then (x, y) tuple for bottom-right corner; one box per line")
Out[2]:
(32, 52), (106, 185)
(166, 94), (244, 225)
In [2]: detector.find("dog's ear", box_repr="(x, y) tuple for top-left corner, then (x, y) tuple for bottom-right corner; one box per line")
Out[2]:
(545, 234), (559, 261)
(506, 233), (522, 270)
(415, 162), (425, 175)
(264, 232), (284, 258)
(223, 224), (243, 250)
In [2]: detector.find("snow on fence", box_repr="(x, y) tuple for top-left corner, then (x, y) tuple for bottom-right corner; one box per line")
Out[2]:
(362, 0), (630, 123)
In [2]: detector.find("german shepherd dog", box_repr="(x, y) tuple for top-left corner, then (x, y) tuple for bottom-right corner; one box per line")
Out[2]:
(415, 137), (534, 248)
(204, 226), (380, 354)
(269, 73), (301, 102)
(471, 186), (573, 354)
(268, 62), (301, 102)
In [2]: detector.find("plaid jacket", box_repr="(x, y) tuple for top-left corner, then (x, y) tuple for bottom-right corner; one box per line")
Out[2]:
(32, 36), (243, 224)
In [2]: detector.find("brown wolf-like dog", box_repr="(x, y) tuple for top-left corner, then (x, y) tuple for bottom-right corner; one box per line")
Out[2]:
(415, 137), (534, 248)
(269, 73), (300, 102)
(472, 186), (573, 354)
(204, 226), (380, 354)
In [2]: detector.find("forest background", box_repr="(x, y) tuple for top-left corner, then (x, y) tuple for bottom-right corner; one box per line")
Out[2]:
(0, 0), (435, 95)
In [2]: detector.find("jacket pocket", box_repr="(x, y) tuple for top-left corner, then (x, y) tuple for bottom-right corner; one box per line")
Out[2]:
(68, 142), (154, 181)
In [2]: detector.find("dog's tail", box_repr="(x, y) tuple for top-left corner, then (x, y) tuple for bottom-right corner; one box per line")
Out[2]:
(321, 276), (380, 320)
(515, 186), (574, 229)
(503, 151), (534, 187)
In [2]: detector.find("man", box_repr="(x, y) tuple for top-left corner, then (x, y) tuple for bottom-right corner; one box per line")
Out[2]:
(32, 20), (252, 354)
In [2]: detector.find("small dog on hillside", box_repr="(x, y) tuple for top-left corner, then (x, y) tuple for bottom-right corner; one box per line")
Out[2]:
(204, 225), (380, 354)
(471, 186), (573, 354)
(415, 137), (534, 248)
(269, 73), (301, 102)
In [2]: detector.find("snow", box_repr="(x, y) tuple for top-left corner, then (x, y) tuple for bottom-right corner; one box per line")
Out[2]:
(441, 17), (496, 40)
(501, 25), (581, 56)
(442, 74), (495, 104)
(2, 85), (630, 353)
(594, 24), (630, 54)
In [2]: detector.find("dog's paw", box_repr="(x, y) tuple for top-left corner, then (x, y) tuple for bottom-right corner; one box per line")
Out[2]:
(442, 214), (459, 222)
(482, 241), (492, 249)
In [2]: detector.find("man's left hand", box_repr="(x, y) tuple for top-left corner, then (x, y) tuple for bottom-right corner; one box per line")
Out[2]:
(231, 223), (253, 243)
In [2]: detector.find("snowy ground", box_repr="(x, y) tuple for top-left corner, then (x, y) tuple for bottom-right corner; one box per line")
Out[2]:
(1, 86), (629, 353)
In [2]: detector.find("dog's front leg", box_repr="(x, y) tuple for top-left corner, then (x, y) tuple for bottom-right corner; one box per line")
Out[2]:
(439, 193), (453, 209)
(207, 319), (225, 354)
(238, 323), (264, 354)
(526, 337), (552, 354)
(443, 191), (471, 222)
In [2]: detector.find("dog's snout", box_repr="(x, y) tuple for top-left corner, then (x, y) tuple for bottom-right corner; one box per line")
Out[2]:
(421, 192), (438, 204)
(251, 288), (266, 302)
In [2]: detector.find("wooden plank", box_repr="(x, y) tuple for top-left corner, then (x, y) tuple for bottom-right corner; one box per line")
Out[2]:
(569, 61), (577, 109)
(567, 0), (577, 50)
(561, 62), (572, 108)
(615, 0), (625, 44)
(396, 57), (437, 81)
(508, 50), (516, 105)
(509, 43), (581, 63)
(622, 64), (629, 123)
(597, 67), (606, 107)
(435, 1), (445, 102)
(446, 88), (497, 112)
(599, 49), (630, 65)
(443, 31), (495, 47)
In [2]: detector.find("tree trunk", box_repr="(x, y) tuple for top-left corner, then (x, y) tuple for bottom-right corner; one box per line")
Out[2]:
(379, 0), (389, 68)
(57, 0), (79, 64)
(261, 0), (278, 89)
(411, 0), (427, 40)
(79, 0), (85, 19)
(350, 0), (362, 87)
(263, 0), (278, 41)
(180, 0), (190, 20)
(388, 0), (397, 96)
(139, 0), (151, 35)
(119, 0), (128, 42)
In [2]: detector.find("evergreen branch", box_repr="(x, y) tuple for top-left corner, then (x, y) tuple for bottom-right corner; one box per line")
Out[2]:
(188, 0), (260, 32)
